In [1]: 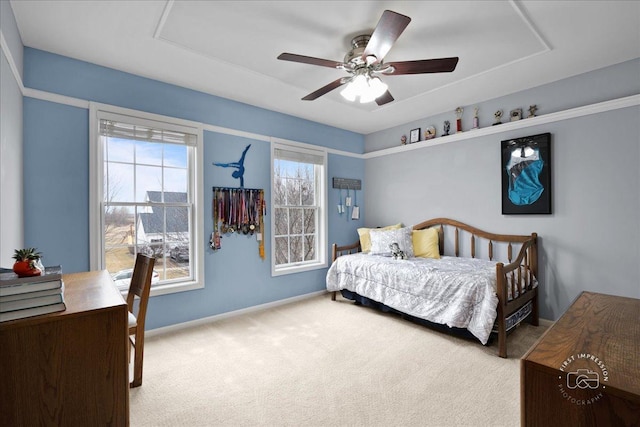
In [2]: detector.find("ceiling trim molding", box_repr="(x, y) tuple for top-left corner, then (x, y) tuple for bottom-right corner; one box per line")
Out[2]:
(202, 124), (363, 158)
(1, 30), (24, 92)
(15, 77), (640, 162)
(202, 123), (270, 143)
(391, 1), (553, 109)
(270, 136), (362, 159)
(363, 94), (640, 159)
(153, 0), (175, 39)
(151, 0), (276, 83)
(509, 0), (552, 51)
(23, 87), (90, 109)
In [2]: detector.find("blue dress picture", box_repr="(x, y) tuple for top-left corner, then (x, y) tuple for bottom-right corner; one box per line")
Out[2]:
(501, 134), (551, 214)
(506, 147), (544, 206)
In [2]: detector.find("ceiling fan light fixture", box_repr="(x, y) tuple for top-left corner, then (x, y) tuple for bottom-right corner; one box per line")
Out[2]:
(340, 73), (366, 102)
(340, 79), (357, 102)
(341, 72), (388, 104)
(351, 73), (369, 92)
(369, 76), (388, 98)
(278, 10), (459, 105)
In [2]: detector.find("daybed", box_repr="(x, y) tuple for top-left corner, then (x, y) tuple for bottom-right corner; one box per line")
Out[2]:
(326, 218), (539, 358)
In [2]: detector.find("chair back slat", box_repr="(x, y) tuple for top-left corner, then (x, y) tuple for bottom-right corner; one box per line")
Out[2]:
(126, 254), (155, 328)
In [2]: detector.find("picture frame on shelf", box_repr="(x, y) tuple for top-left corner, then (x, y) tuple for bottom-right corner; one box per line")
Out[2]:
(410, 128), (420, 143)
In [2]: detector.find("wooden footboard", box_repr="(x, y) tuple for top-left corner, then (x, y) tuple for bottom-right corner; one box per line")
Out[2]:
(331, 218), (539, 358)
(495, 237), (538, 357)
(330, 241), (361, 301)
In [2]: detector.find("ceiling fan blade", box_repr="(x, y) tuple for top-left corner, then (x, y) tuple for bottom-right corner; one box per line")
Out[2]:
(375, 90), (394, 106)
(302, 78), (346, 101)
(277, 53), (342, 69)
(363, 10), (411, 64)
(385, 57), (459, 75)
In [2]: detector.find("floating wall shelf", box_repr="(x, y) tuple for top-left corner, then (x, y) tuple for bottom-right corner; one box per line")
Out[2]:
(363, 94), (640, 159)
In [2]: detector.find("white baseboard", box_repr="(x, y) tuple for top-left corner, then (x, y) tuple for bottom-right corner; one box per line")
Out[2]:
(147, 291), (554, 338)
(538, 318), (554, 328)
(146, 290), (328, 338)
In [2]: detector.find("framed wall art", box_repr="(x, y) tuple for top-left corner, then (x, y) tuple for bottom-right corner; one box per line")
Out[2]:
(501, 133), (551, 215)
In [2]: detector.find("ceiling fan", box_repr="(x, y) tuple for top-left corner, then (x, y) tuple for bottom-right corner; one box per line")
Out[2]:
(277, 10), (459, 106)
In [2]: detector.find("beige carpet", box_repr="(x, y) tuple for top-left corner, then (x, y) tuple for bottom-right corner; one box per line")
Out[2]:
(130, 294), (545, 426)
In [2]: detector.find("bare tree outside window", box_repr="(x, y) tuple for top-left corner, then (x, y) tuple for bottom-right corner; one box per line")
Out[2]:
(273, 160), (318, 266)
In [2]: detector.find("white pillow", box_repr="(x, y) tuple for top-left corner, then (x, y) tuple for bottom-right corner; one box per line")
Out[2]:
(369, 226), (414, 257)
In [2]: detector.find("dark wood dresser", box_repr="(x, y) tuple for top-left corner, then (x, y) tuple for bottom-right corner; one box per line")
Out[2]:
(0, 270), (129, 426)
(521, 291), (640, 426)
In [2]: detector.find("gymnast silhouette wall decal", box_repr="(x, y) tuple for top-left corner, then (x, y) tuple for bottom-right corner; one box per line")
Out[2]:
(214, 144), (251, 187)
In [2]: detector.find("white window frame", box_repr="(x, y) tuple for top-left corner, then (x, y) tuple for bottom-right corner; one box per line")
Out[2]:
(89, 102), (204, 296)
(270, 137), (328, 276)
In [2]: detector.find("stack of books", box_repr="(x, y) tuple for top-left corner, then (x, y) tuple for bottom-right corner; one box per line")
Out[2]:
(0, 266), (66, 322)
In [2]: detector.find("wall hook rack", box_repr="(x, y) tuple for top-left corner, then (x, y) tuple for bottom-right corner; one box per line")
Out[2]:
(332, 177), (361, 190)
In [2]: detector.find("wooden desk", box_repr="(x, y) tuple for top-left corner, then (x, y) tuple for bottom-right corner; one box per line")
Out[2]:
(0, 270), (129, 426)
(521, 291), (640, 426)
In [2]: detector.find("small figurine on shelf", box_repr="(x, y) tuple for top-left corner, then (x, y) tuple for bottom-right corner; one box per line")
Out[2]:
(455, 107), (464, 133)
(443, 120), (451, 136)
(493, 110), (503, 126)
(401, 135), (407, 145)
(528, 105), (538, 118)
(424, 126), (436, 140)
(472, 107), (479, 129)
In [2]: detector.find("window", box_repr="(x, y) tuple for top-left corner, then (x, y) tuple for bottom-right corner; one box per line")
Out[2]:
(271, 140), (327, 276)
(90, 104), (203, 295)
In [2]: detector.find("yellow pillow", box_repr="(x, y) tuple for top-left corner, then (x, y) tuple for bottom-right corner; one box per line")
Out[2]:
(412, 227), (440, 259)
(357, 223), (402, 253)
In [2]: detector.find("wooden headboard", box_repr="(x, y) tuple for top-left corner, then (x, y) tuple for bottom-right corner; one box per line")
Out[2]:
(413, 218), (536, 263)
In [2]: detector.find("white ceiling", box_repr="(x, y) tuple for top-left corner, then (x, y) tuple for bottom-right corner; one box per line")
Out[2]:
(10, 1), (640, 135)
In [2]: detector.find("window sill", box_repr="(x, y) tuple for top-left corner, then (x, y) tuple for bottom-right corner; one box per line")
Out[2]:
(119, 280), (204, 298)
(272, 261), (328, 277)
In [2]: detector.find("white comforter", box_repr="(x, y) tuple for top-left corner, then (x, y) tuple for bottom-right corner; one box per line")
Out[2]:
(326, 254), (501, 344)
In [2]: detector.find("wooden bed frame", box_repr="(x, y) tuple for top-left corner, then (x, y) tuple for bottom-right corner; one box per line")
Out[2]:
(330, 218), (539, 358)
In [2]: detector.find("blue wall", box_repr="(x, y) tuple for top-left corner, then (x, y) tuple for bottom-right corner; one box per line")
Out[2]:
(0, 0), (24, 263)
(23, 99), (89, 273)
(22, 48), (365, 329)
